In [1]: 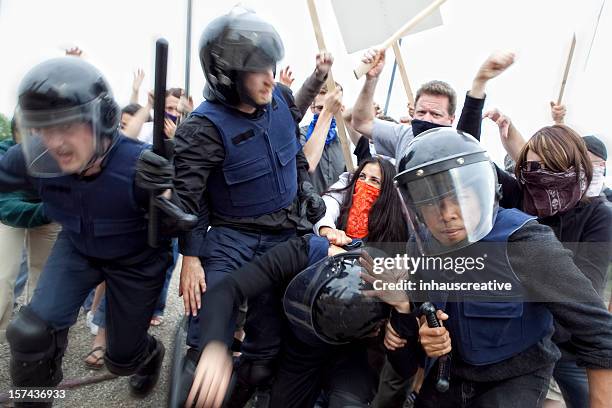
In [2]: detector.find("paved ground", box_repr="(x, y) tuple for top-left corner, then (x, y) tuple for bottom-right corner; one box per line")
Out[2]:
(0, 259), (185, 408)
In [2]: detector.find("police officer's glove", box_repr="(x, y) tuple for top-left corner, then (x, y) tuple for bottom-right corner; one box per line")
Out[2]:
(155, 196), (198, 236)
(136, 150), (174, 192)
(298, 181), (326, 225)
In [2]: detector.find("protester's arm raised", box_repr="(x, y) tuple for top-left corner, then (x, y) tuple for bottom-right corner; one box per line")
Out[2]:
(483, 109), (526, 162)
(351, 49), (386, 138)
(302, 88), (342, 172)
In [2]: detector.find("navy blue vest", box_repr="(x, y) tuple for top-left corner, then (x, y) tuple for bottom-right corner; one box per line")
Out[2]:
(36, 136), (149, 259)
(191, 87), (300, 218)
(422, 208), (553, 365)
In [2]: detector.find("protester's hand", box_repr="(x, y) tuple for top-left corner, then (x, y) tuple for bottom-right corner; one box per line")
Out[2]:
(550, 101), (566, 124)
(362, 48), (386, 79)
(315, 52), (334, 80)
(384, 321), (408, 351)
(186, 341), (232, 408)
(360, 250), (410, 309)
(328, 244), (347, 257)
(132, 69), (145, 93)
(322, 88), (343, 115)
(399, 114), (413, 125)
(483, 109), (511, 139)
(278, 66), (295, 88)
(178, 94), (194, 116)
(418, 310), (451, 357)
(65, 47), (83, 57)
(164, 118), (177, 139)
(319, 227), (352, 246)
(179, 256), (206, 317)
(474, 51), (515, 83)
(135, 150), (174, 191)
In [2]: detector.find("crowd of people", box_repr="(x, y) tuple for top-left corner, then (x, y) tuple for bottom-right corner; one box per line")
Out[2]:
(0, 6), (611, 408)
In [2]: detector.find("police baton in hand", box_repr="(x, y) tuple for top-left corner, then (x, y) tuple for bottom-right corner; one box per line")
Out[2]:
(419, 302), (451, 392)
(148, 39), (169, 247)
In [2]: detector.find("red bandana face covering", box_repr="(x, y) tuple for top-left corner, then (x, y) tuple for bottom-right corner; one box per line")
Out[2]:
(346, 179), (381, 239)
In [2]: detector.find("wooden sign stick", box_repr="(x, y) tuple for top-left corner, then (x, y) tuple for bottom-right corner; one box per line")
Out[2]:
(557, 33), (576, 105)
(354, 0), (447, 79)
(391, 41), (415, 107)
(306, 0), (355, 172)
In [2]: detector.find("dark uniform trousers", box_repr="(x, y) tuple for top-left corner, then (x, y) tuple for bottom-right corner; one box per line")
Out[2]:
(29, 231), (172, 372)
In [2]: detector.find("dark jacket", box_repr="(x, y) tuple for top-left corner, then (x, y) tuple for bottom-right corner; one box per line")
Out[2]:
(496, 168), (612, 297)
(389, 221), (612, 382)
(496, 167), (612, 354)
(0, 139), (49, 228)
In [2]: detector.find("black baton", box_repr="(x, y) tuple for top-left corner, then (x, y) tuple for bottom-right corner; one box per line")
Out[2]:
(420, 302), (451, 393)
(148, 38), (168, 247)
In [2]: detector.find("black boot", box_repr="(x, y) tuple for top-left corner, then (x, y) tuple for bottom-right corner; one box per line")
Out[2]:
(129, 338), (165, 397)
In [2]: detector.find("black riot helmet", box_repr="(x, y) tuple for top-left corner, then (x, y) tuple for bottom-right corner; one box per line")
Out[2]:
(16, 57), (120, 176)
(284, 251), (390, 345)
(198, 6), (284, 107)
(394, 128), (499, 255)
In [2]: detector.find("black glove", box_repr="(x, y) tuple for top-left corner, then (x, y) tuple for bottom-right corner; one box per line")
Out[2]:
(136, 150), (174, 191)
(298, 181), (326, 225)
(154, 196), (198, 236)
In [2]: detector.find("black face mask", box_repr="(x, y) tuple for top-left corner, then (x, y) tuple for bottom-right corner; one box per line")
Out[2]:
(411, 119), (451, 137)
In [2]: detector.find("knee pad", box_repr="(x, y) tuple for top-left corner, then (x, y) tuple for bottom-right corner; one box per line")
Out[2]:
(225, 358), (276, 408)
(6, 306), (67, 387)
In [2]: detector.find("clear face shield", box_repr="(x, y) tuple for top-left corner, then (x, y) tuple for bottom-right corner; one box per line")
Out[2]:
(396, 161), (498, 256)
(216, 10), (284, 74)
(17, 99), (103, 177)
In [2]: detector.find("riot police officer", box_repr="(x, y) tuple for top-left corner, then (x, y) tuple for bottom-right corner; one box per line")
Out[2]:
(172, 7), (324, 405)
(0, 57), (189, 406)
(388, 128), (612, 407)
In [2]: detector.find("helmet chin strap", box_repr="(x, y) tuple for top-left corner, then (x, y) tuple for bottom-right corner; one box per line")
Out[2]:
(77, 133), (117, 177)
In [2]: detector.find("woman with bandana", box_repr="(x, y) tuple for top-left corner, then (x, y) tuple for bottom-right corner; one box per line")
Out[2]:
(485, 117), (612, 408)
(313, 155), (415, 407)
(314, 156), (409, 247)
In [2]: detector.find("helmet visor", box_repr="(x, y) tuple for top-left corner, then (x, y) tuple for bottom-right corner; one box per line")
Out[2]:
(216, 12), (284, 72)
(17, 99), (101, 177)
(396, 161), (498, 255)
(284, 252), (388, 345)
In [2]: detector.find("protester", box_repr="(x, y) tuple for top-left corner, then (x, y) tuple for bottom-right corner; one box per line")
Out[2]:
(484, 115), (612, 407)
(300, 80), (346, 193)
(0, 116), (60, 343)
(314, 155), (407, 245)
(352, 49), (515, 161)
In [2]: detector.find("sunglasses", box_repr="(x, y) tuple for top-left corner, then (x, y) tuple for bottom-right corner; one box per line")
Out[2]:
(521, 161), (546, 172)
